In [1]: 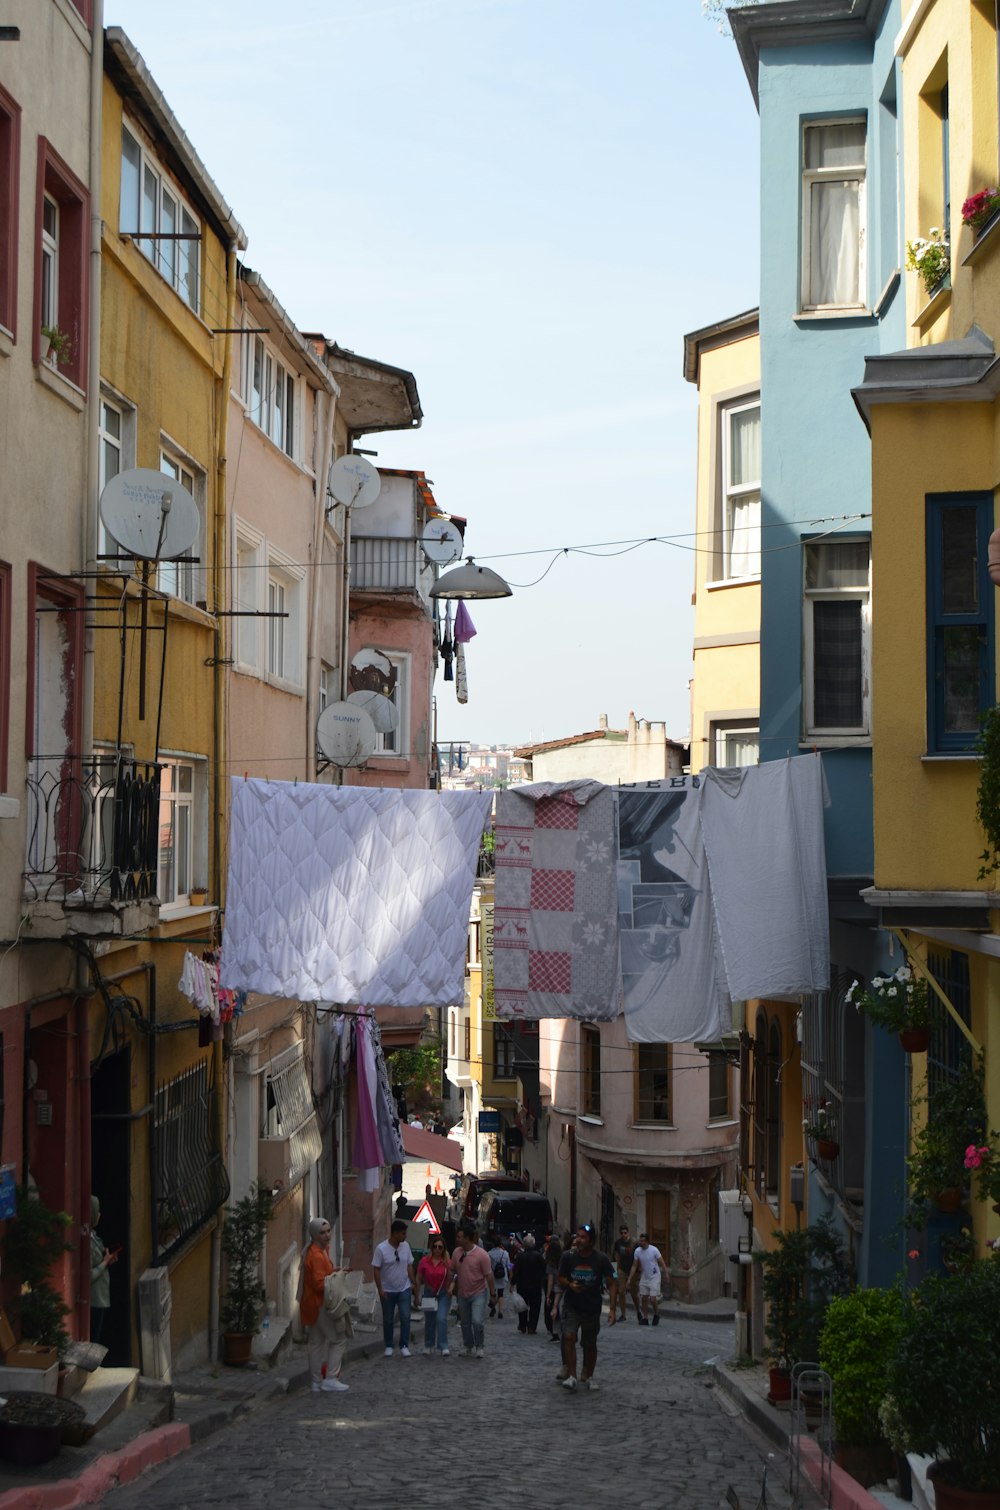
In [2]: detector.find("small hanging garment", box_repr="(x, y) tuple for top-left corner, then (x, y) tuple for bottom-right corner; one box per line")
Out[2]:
(441, 604), (454, 681)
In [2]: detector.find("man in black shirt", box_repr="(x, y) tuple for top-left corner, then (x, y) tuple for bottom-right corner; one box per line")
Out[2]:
(556, 1222), (617, 1391)
(611, 1224), (638, 1321)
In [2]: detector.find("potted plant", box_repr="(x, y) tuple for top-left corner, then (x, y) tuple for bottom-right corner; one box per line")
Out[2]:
(0, 1393), (86, 1467)
(976, 704), (1000, 880)
(819, 1286), (902, 1487)
(189, 884), (208, 906)
(848, 966), (934, 1052)
(962, 187), (1000, 236)
(40, 325), (72, 369)
(756, 1218), (850, 1402)
(2, 1186), (72, 1358)
(803, 1098), (839, 1160)
(219, 1183), (274, 1366)
(887, 1259), (1000, 1506)
(879, 1393), (914, 1502)
(908, 1059), (987, 1215)
(905, 229), (950, 297)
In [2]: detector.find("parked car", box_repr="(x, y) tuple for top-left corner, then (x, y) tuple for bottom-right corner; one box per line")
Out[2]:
(477, 1190), (553, 1248)
(455, 1171), (529, 1225)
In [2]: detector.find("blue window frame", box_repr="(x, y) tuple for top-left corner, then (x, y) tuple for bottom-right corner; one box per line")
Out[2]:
(926, 493), (994, 753)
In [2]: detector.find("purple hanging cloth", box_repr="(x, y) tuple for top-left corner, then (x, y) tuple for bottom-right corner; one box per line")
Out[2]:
(454, 601), (477, 643)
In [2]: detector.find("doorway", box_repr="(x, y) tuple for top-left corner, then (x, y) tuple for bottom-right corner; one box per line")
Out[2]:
(645, 1188), (671, 1263)
(90, 1048), (133, 1366)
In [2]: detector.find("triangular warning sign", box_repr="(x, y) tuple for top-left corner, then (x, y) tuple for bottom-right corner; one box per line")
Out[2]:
(411, 1199), (441, 1233)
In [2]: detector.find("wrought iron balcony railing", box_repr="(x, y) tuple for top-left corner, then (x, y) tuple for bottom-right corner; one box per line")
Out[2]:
(24, 754), (161, 906)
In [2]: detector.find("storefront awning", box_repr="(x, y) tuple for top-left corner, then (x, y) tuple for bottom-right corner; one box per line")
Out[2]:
(400, 1123), (463, 1173)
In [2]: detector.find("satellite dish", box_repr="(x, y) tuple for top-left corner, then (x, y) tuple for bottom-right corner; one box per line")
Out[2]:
(316, 701), (377, 767)
(328, 454), (381, 510)
(347, 688), (399, 734)
(421, 518), (463, 565)
(99, 467), (199, 560)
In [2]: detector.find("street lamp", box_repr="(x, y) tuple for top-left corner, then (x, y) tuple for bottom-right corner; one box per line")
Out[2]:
(429, 558), (512, 600)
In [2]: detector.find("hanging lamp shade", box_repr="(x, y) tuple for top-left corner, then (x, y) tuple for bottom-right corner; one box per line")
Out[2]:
(429, 557), (512, 599)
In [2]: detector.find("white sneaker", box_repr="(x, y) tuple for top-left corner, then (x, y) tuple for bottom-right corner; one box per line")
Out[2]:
(475, 1347), (485, 1358)
(383, 1347), (394, 1357)
(400, 1346), (412, 1357)
(422, 1347), (433, 1356)
(321, 1377), (349, 1392)
(562, 1375), (578, 1391)
(582, 1376), (599, 1391)
(311, 1382), (322, 1392)
(441, 1348), (450, 1356)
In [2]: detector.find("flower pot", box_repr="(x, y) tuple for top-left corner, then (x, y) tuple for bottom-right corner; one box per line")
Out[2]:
(928, 1462), (1000, 1509)
(817, 1139), (840, 1160)
(834, 1442), (895, 1489)
(933, 1188), (964, 1214)
(222, 1331), (254, 1367)
(189, 889), (208, 906)
(899, 1027), (930, 1053)
(767, 1366), (791, 1403)
(0, 1417), (62, 1466)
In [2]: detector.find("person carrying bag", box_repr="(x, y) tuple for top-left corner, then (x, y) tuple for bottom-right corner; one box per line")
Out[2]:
(415, 1236), (452, 1356)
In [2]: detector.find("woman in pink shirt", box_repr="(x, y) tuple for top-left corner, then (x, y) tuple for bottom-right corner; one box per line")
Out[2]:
(449, 1224), (497, 1358)
(415, 1236), (451, 1356)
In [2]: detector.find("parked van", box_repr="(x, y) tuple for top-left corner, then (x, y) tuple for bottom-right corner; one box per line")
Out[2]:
(477, 1190), (553, 1248)
(454, 1171), (528, 1226)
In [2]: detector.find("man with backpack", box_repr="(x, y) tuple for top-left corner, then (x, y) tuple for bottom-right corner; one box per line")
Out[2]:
(486, 1232), (511, 1318)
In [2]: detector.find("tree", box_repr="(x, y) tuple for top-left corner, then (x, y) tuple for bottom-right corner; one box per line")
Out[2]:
(390, 1040), (442, 1115)
(701, 0), (763, 39)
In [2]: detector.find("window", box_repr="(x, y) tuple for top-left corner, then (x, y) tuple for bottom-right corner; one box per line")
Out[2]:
(246, 333), (296, 458)
(154, 1061), (229, 1258)
(801, 118), (866, 311)
(157, 760), (193, 904)
(464, 1018), (471, 1062)
(708, 1051), (731, 1121)
(267, 576), (286, 678)
(120, 123), (200, 312)
(634, 1044), (671, 1123)
(232, 526), (303, 687)
(352, 648), (408, 755)
(0, 84), (19, 336)
(264, 554), (303, 687)
(927, 949), (973, 1097)
(261, 1042), (322, 1190)
(712, 721), (759, 767)
(926, 494), (994, 752)
(803, 539), (871, 737)
(582, 1025), (601, 1116)
(493, 1024), (517, 1079)
(158, 451), (201, 604)
(0, 560), (9, 792)
(319, 662), (334, 712)
(233, 530), (261, 671)
(721, 399), (760, 578)
(97, 391), (136, 561)
(34, 139), (89, 388)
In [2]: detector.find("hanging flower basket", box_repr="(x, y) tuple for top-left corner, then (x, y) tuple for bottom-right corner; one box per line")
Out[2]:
(817, 1138), (840, 1161)
(848, 968), (933, 1035)
(899, 1026), (931, 1054)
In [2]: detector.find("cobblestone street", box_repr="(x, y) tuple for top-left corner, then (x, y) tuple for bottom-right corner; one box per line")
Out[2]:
(102, 1312), (798, 1510)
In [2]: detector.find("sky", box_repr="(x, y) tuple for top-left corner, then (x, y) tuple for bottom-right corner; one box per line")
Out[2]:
(105, 0), (762, 749)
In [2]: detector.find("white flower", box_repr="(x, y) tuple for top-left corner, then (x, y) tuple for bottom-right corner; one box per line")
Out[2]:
(581, 921), (605, 946)
(895, 967), (912, 983)
(887, 985), (898, 998)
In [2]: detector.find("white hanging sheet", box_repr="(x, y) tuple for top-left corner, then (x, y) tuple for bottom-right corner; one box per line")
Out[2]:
(220, 779), (493, 1006)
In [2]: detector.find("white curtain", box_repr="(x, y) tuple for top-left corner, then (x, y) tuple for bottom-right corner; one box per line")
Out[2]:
(727, 405), (760, 577)
(810, 180), (860, 306)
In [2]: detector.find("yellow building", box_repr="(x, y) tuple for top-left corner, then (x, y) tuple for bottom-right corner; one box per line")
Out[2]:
(80, 29), (247, 1370)
(854, 0), (1000, 1257)
(683, 309), (761, 774)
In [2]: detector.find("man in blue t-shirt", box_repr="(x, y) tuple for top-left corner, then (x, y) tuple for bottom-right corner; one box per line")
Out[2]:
(556, 1222), (617, 1391)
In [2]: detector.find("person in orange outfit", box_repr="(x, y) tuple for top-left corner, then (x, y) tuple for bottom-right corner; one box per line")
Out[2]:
(299, 1217), (349, 1392)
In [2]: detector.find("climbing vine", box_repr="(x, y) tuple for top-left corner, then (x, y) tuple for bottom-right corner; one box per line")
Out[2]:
(976, 704), (1000, 879)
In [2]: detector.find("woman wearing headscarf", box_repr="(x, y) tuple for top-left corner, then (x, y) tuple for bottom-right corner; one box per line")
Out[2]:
(90, 1195), (115, 1343)
(299, 1216), (349, 1392)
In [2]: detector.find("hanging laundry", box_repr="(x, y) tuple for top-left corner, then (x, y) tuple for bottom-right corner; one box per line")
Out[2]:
(353, 1008), (383, 1191)
(455, 641), (468, 704)
(494, 781), (620, 1020)
(617, 780), (731, 1044)
(220, 779), (493, 1006)
(700, 755), (829, 1000)
(441, 603), (454, 682)
(454, 601), (476, 643)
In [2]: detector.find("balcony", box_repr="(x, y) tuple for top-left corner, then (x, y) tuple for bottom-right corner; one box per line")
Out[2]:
(350, 535), (433, 599)
(23, 755), (161, 937)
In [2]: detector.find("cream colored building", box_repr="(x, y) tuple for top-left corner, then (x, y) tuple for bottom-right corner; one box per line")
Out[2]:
(516, 712), (686, 785)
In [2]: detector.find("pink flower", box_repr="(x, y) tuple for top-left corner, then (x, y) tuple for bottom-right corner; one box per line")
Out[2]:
(908, 1249), (920, 1260)
(964, 1143), (990, 1170)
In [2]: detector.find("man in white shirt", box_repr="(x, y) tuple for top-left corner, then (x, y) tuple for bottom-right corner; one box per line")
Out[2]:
(628, 1232), (669, 1326)
(372, 1219), (416, 1357)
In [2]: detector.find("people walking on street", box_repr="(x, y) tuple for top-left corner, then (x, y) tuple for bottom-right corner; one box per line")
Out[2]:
(487, 1233), (511, 1318)
(373, 1218), (416, 1357)
(612, 1224), (639, 1321)
(557, 1222), (617, 1391)
(544, 1235), (563, 1341)
(510, 1233), (546, 1334)
(415, 1235), (452, 1356)
(628, 1232), (669, 1326)
(299, 1216), (349, 1392)
(450, 1222), (497, 1358)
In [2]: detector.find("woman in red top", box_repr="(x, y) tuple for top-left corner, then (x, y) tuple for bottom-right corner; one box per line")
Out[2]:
(415, 1236), (452, 1356)
(300, 1217), (348, 1392)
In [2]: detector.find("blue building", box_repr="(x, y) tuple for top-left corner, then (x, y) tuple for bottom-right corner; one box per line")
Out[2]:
(730, 0), (907, 1300)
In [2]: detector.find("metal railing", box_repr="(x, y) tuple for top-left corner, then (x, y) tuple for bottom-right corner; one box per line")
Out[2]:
(154, 1060), (230, 1261)
(24, 754), (161, 905)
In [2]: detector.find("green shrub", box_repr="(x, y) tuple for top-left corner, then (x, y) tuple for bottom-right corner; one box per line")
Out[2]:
(2, 1186), (72, 1351)
(819, 1287), (902, 1448)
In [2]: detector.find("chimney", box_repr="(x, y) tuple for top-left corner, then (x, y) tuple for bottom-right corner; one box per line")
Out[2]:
(598, 714), (608, 730)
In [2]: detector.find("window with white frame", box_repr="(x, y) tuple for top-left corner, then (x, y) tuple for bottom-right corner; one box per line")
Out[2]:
(720, 399), (760, 579)
(120, 122), (200, 312)
(712, 721), (759, 766)
(40, 194), (58, 331)
(97, 391), (136, 562)
(803, 539), (871, 737)
(801, 118), (867, 311)
(375, 653), (408, 754)
(233, 529), (261, 672)
(319, 662), (334, 712)
(157, 758), (194, 904)
(246, 332), (296, 459)
(266, 555), (302, 687)
(158, 450), (202, 604)
(231, 524), (304, 688)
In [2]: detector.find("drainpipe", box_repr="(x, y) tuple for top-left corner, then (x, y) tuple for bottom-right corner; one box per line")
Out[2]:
(306, 380), (338, 781)
(213, 244), (237, 903)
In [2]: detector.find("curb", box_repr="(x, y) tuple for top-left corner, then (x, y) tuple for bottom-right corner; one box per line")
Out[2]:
(0, 1424), (191, 1510)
